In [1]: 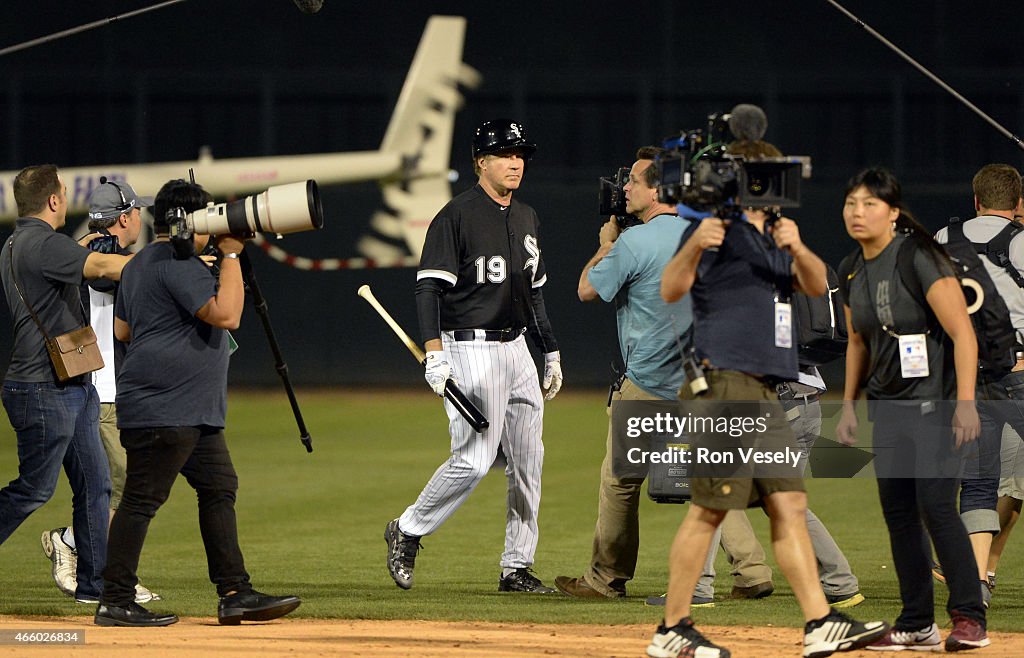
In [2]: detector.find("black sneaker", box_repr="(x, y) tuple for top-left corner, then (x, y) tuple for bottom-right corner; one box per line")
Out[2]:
(217, 589), (301, 625)
(647, 617), (731, 658)
(803, 609), (889, 658)
(497, 568), (555, 593)
(384, 518), (421, 590)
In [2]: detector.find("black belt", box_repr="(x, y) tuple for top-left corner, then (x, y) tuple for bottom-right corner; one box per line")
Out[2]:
(777, 382), (821, 404)
(452, 328), (523, 342)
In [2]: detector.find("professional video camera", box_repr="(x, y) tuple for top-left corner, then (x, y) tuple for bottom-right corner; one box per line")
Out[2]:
(656, 111), (807, 220)
(597, 166), (642, 231)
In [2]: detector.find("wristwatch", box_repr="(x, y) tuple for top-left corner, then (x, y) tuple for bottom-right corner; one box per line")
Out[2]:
(223, 253), (240, 260)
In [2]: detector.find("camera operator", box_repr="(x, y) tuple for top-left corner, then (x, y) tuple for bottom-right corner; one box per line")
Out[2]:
(556, 146), (771, 606)
(721, 140), (864, 609)
(0, 164), (130, 606)
(96, 179), (300, 627)
(647, 149), (888, 656)
(41, 179), (161, 604)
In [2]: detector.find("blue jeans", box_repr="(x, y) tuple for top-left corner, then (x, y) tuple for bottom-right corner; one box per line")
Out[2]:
(966, 372), (1024, 532)
(0, 381), (111, 598)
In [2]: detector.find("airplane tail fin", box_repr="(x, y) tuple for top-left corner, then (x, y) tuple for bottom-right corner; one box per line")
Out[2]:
(356, 15), (481, 261)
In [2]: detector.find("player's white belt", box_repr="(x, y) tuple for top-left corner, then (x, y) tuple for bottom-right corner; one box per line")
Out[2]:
(450, 328), (524, 342)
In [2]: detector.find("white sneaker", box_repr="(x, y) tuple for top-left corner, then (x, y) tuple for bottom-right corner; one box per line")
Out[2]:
(866, 623), (942, 651)
(135, 583), (162, 604)
(40, 528), (77, 597)
(803, 609), (889, 658)
(647, 618), (731, 658)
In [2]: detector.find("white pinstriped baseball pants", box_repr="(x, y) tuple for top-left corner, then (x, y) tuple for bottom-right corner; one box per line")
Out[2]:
(399, 332), (544, 568)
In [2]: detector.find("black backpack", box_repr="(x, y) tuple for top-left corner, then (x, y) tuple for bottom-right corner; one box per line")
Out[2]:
(899, 219), (1019, 378)
(793, 264), (848, 366)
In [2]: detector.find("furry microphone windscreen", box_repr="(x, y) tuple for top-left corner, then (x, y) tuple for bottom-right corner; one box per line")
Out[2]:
(292, 0), (324, 14)
(727, 104), (768, 142)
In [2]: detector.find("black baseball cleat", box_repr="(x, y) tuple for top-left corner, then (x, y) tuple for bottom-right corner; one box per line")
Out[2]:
(217, 590), (301, 625)
(498, 568), (555, 593)
(94, 601), (179, 627)
(385, 518), (422, 590)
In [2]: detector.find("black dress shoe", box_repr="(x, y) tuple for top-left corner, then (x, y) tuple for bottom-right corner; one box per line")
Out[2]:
(95, 602), (179, 627)
(218, 589), (301, 625)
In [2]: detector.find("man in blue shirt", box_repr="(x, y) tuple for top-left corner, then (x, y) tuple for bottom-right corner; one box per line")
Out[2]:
(555, 146), (725, 602)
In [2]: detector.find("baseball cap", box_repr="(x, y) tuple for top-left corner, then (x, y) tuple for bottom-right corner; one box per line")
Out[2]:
(87, 179), (154, 221)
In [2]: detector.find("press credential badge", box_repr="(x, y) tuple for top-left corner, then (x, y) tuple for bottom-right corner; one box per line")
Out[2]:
(775, 301), (793, 348)
(898, 333), (929, 378)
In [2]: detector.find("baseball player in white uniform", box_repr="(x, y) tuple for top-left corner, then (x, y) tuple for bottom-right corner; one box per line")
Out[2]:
(385, 119), (562, 593)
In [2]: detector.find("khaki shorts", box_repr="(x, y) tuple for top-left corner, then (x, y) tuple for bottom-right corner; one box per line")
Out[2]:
(98, 403), (127, 509)
(680, 369), (805, 510)
(999, 422), (1024, 500)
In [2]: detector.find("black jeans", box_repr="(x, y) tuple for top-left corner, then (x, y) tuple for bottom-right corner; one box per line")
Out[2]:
(871, 402), (984, 629)
(101, 426), (251, 606)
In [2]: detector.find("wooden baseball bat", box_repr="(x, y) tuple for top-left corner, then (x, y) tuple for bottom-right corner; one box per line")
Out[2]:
(357, 285), (490, 433)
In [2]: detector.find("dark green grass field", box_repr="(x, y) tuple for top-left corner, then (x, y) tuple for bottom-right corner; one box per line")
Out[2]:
(0, 389), (1021, 632)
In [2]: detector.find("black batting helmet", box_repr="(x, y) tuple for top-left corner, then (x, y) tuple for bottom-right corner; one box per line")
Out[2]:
(471, 119), (537, 160)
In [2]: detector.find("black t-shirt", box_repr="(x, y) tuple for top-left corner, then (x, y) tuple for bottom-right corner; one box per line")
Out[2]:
(114, 241), (228, 428)
(838, 233), (954, 400)
(417, 185), (548, 333)
(1, 217), (90, 383)
(687, 220), (798, 381)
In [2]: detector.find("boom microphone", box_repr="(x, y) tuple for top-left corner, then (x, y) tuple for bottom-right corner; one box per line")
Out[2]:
(292, 0), (324, 13)
(727, 104), (768, 142)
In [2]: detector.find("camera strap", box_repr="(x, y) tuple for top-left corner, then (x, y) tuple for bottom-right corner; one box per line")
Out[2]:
(608, 348), (629, 407)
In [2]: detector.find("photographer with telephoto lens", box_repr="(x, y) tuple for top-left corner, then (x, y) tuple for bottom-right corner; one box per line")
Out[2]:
(96, 179), (300, 627)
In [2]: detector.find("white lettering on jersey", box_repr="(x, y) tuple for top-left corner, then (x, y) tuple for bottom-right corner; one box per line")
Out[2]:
(475, 255), (507, 283)
(524, 234), (540, 282)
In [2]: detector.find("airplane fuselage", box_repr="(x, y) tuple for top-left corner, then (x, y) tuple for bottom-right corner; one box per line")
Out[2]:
(0, 150), (405, 220)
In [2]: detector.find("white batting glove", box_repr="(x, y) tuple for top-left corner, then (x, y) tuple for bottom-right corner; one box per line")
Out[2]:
(423, 351), (452, 397)
(542, 351), (563, 401)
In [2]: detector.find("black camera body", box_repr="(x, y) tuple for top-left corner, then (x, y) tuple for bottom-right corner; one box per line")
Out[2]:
(656, 113), (806, 219)
(598, 166), (642, 231)
(87, 233), (121, 255)
(166, 206), (198, 260)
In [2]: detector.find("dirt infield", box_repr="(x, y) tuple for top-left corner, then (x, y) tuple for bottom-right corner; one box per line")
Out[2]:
(1, 617), (1023, 657)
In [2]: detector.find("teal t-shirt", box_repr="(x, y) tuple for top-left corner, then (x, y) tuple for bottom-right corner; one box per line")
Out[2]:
(587, 214), (693, 399)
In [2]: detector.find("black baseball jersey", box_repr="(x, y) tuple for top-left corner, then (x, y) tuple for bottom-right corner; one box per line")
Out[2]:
(418, 185), (548, 332)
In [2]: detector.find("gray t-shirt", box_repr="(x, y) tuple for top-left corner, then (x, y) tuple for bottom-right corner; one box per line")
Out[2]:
(114, 241), (229, 428)
(839, 233), (954, 400)
(1, 217), (90, 383)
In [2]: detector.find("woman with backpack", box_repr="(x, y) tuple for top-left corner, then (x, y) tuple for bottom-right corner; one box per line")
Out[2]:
(836, 167), (989, 651)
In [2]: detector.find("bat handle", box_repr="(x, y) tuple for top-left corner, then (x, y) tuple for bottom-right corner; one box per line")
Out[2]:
(444, 379), (489, 433)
